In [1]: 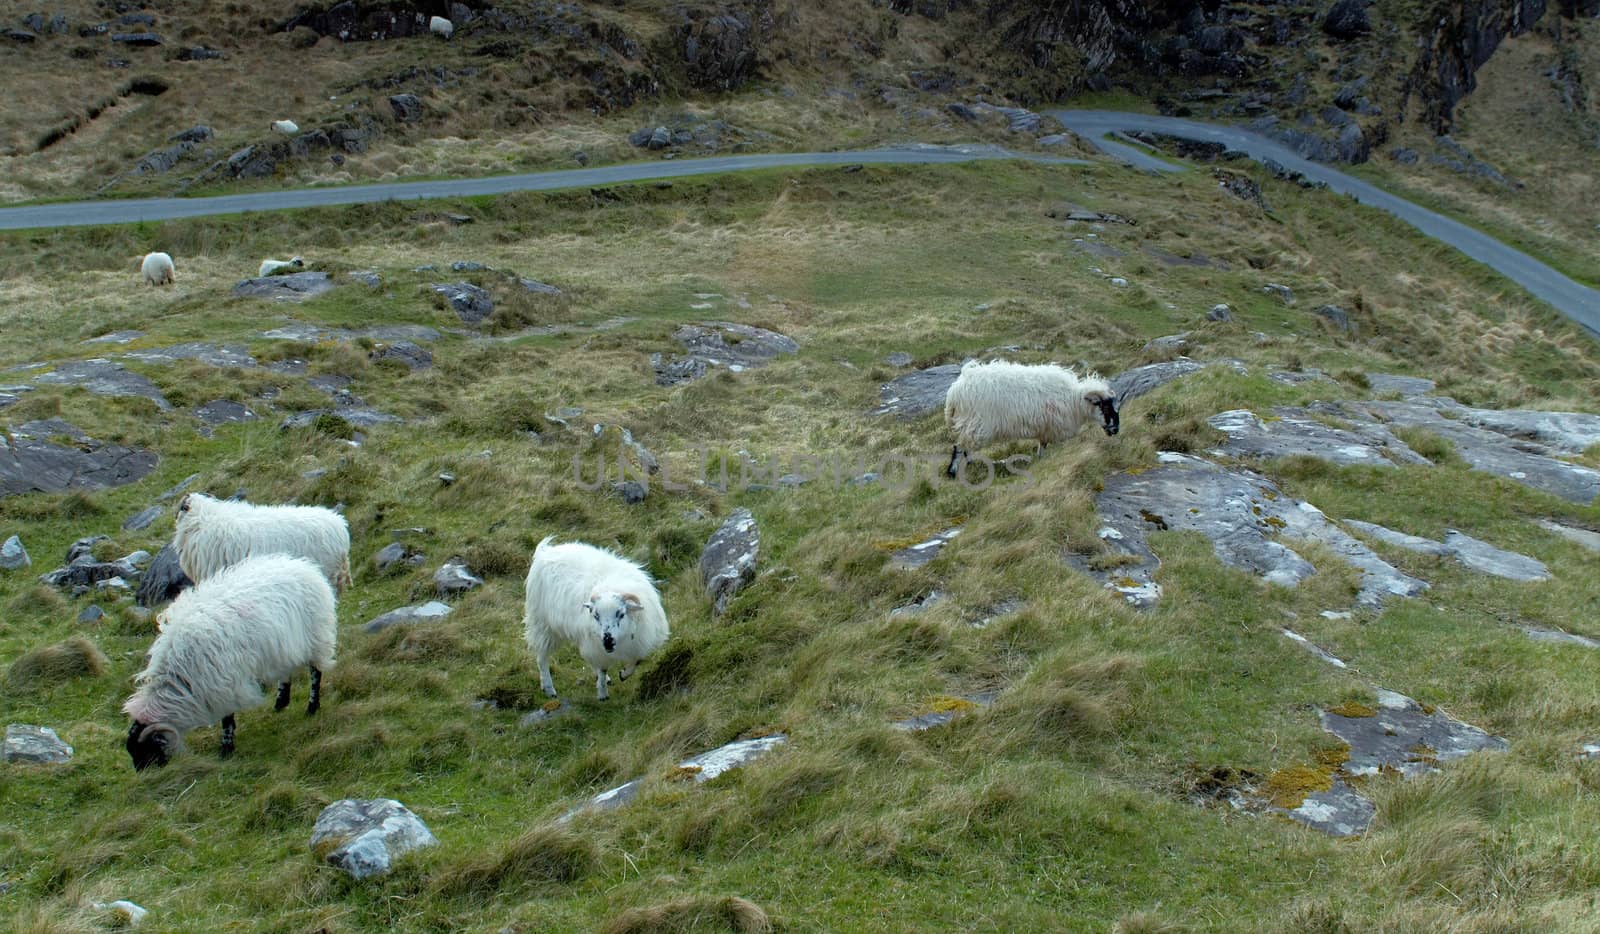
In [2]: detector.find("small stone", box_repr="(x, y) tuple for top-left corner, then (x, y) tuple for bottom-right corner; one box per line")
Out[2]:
(433, 559), (483, 597)
(700, 509), (759, 616)
(1109, 277), (1129, 287)
(99, 901), (148, 927)
(1314, 304), (1355, 333)
(613, 481), (647, 505)
(365, 601), (453, 633)
(3, 724), (73, 763)
(1, 535), (29, 570)
(1261, 283), (1294, 305)
(373, 542), (409, 571)
(437, 472), (456, 486)
(310, 799), (438, 880)
(519, 699), (572, 727)
(78, 605), (105, 624)
(1206, 303), (1233, 322)
(122, 505), (165, 532)
(885, 352), (913, 367)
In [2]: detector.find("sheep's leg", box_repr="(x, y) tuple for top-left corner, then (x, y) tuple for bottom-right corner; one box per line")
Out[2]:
(595, 667), (610, 701)
(220, 714), (236, 758)
(274, 682), (291, 711)
(537, 648), (557, 698)
(946, 445), (964, 479)
(306, 666), (322, 716)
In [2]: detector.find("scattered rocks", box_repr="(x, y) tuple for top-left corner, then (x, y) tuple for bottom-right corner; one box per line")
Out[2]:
(1441, 530), (1550, 581)
(888, 590), (945, 619)
(1208, 408), (1428, 467)
(111, 31), (162, 46)
(96, 901), (148, 927)
(33, 359), (170, 407)
(3, 724), (73, 763)
(1447, 406), (1600, 455)
(1, 535), (29, 570)
(1279, 779), (1375, 838)
(433, 559), (483, 597)
(309, 799), (438, 880)
(1365, 373), (1435, 397)
(652, 322), (798, 385)
(369, 341), (432, 371)
(519, 699), (572, 728)
(135, 542), (190, 607)
(1082, 453), (1426, 609)
(884, 351), (913, 367)
(348, 270), (382, 288)
(1522, 626), (1600, 649)
(364, 601), (452, 633)
(122, 342), (255, 369)
(565, 735), (787, 820)
(1144, 333), (1192, 353)
(1280, 629), (1348, 669)
(613, 480), (647, 504)
(281, 408), (402, 431)
(232, 272), (335, 302)
(77, 605), (104, 624)
(700, 508), (758, 616)
(431, 282), (493, 325)
(40, 546), (149, 591)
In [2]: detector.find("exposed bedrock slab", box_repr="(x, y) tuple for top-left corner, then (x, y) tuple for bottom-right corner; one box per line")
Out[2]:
(1340, 400), (1599, 504)
(563, 735), (787, 821)
(1366, 373), (1435, 397)
(1, 421), (159, 498)
(1343, 520), (1550, 582)
(364, 601), (452, 633)
(1084, 453), (1426, 608)
(1323, 689), (1507, 779)
(1209, 408), (1429, 466)
(700, 508), (759, 615)
(1537, 519), (1600, 552)
(121, 342), (256, 368)
(1108, 358), (1207, 405)
(890, 528), (961, 570)
(260, 323), (442, 343)
(32, 359), (169, 408)
(1522, 626), (1600, 649)
(652, 322), (799, 385)
(233, 271), (335, 302)
(1278, 778), (1374, 837)
(1449, 407), (1600, 454)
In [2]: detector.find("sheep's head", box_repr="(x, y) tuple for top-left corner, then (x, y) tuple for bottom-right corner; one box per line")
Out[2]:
(126, 721), (181, 771)
(582, 592), (644, 654)
(1084, 388), (1119, 436)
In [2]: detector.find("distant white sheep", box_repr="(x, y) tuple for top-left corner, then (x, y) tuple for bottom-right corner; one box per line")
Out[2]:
(258, 256), (304, 277)
(429, 15), (453, 38)
(140, 251), (175, 286)
(523, 537), (670, 700)
(271, 119), (299, 135)
(123, 554), (337, 768)
(943, 359), (1119, 476)
(174, 492), (352, 594)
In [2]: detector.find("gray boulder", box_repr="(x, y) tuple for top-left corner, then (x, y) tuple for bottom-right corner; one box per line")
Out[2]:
(3, 724), (73, 763)
(232, 272), (335, 302)
(1205, 304), (1233, 322)
(1108, 358), (1207, 405)
(136, 542), (191, 607)
(1, 535), (29, 570)
(431, 282), (493, 324)
(1326, 689), (1506, 780)
(700, 508), (759, 615)
(364, 601), (452, 633)
(433, 560), (483, 597)
(309, 799), (438, 880)
(388, 94), (422, 123)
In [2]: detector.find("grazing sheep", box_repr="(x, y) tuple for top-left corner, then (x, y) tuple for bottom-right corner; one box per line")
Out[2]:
(943, 359), (1119, 476)
(258, 256), (304, 277)
(140, 251), (175, 286)
(174, 492), (352, 594)
(523, 537), (670, 700)
(123, 554), (337, 769)
(429, 15), (453, 38)
(271, 119), (299, 135)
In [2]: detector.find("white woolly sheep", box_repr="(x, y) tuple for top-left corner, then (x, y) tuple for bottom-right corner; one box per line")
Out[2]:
(271, 119), (299, 135)
(523, 537), (670, 700)
(258, 256), (304, 277)
(123, 554), (337, 769)
(174, 492), (352, 594)
(140, 251), (175, 286)
(943, 359), (1119, 476)
(429, 15), (453, 38)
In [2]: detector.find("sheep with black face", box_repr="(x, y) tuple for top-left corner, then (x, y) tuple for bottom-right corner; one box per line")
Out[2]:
(123, 555), (336, 769)
(943, 359), (1119, 477)
(522, 537), (670, 700)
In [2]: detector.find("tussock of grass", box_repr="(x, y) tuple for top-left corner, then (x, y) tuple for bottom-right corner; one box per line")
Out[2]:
(431, 825), (596, 897)
(601, 895), (772, 934)
(5, 636), (108, 691)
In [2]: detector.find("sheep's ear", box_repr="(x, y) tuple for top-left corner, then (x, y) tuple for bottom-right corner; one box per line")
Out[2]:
(581, 601), (594, 614)
(1083, 389), (1110, 404)
(177, 493), (192, 514)
(621, 593), (643, 611)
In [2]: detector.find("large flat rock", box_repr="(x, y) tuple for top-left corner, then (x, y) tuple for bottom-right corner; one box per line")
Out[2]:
(653, 322), (799, 385)
(233, 271), (335, 302)
(870, 364), (961, 418)
(1083, 453), (1426, 608)
(1209, 408), (1428, 466)
(1, 420), (159, 498)
(32, 359), (169, 408)
(120, 342), (256, 369)
(1323, 689), (1507, 780)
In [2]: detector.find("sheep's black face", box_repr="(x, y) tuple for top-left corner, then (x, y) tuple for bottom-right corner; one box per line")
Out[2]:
(126, 721), (171, 771)
(1094, 397), (1120, 436)
(585, 595), (630, 655)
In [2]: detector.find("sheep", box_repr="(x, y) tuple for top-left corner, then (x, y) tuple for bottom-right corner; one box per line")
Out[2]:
(271, 119), (299, 135)
(943, 359), (1119, 477)
(523, 537), (670, 700)
(123, 554), (337, 769)
(258, 256), (304, 277)
(429, 15), (453, 38)
(140, 251), (175, 286)
(174, 492), (352, 594)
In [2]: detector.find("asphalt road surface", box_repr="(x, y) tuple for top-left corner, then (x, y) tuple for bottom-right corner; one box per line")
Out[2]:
(1050, 109), (1600, 337)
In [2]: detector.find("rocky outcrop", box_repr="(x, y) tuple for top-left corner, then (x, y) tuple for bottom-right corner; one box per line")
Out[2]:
(1405, 0), (1550, 133)
(671, 3), (775, 91)
(1, 419), (159, 498)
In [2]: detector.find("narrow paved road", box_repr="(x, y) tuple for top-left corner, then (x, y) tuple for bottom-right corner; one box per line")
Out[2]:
(0, 146), (1084, 231)
(1050, 110), (1600, 337)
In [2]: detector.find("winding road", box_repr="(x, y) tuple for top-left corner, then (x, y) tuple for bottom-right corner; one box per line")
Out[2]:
(1049, 110), (1600, 337)
(0, 111), (1594, 336)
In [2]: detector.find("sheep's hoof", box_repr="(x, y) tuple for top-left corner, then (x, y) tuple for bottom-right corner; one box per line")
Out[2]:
(219, 746), (234, 760)
(305, 702), (320, 717)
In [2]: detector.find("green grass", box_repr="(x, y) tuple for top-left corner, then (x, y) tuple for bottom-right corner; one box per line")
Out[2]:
(2, 155), (1600, 931)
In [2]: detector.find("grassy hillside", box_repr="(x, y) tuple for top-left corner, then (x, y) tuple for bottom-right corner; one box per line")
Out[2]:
(2, 148), (1599, 931)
